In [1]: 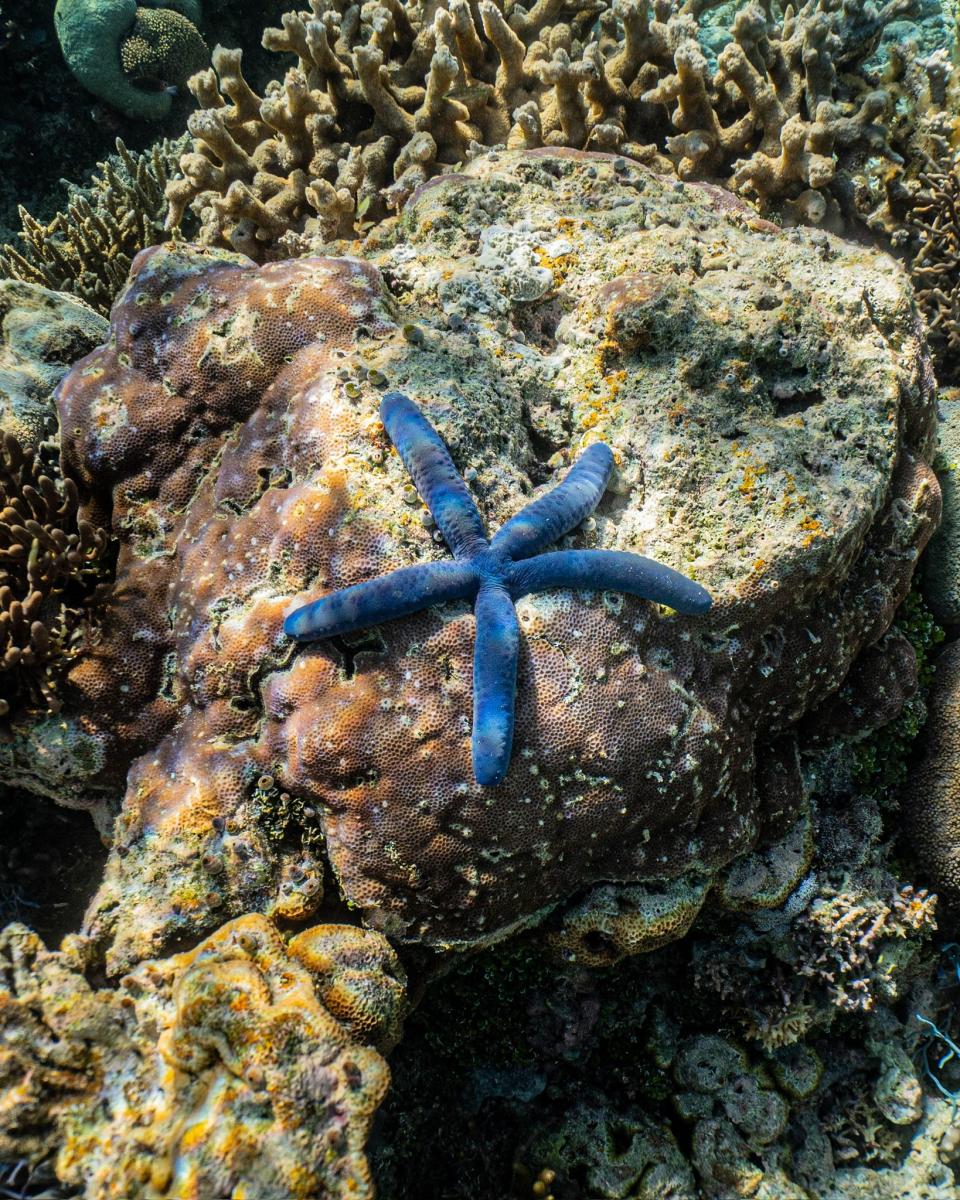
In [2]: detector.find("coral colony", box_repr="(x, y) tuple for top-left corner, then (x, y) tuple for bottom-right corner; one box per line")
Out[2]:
(285, 391), (712, 785)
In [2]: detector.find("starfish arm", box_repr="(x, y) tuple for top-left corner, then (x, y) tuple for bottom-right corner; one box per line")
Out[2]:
(508, 549), (712, 614)
(492, 442), (615, 559)
(284, 560), (477, 641)
(472, 583), (520, 787)
(380, 391), (488, 560)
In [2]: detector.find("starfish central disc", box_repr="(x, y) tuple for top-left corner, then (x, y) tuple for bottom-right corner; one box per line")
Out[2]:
(285, 392), (712, 786)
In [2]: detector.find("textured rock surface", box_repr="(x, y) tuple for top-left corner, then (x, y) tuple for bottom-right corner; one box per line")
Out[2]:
(0, 281), (107, 447)
(38, 148), (939, 972)
(0, 915), (394, 1199)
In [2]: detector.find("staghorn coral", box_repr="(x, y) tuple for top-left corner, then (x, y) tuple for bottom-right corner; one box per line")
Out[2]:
(286, 391), (711, 785)
(164, 0), (941, 258)
(54, 0), (205, 120)
(0, 914), (393, 1199)
(0, 137), (188, 316)
(0, 435), (108, 723)
(906, 151), (960, 385)
(32, 149), (939, 974)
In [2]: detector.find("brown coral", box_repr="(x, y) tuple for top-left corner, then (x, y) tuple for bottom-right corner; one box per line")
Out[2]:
(906, 152), (960, 385)
(0, 914), (393, 1199)
(40, 151), (940, 975)
(165, 0), (935, 257)
(0, 433), (108, 722)
(904, 641), (960, 907)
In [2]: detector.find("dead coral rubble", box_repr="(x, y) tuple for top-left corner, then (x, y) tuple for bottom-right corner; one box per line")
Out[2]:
(165, 0), (939, 257)
(0, 915), (398, 1200)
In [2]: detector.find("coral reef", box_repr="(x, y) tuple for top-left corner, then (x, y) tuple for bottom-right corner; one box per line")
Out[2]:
(118, 4), (207, 93)
(287, 390), (711, 785)
(904, 640), (960, 908)
(16, 148), (933, 976)
(0, 914), (396, 1199)
(0, 282), (107, 447)
(164, 0), (953, 257)
(54, 0), (206, 120)
(0, 138), (187, 316)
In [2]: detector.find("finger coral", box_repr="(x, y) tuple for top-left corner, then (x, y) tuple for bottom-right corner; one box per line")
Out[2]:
(906, 151), (960, 385)
(164, 0), (942, 257)
(45, 150), (939, 975)
(0, 914), (393, 1199)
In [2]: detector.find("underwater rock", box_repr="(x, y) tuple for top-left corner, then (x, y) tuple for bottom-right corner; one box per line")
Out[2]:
(924, 388), (960, 624)
(0, 281), (107, 448)
(36, 149), (939, 974)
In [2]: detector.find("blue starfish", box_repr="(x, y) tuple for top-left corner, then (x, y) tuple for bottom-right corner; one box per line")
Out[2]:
(285, 392), (712, 787)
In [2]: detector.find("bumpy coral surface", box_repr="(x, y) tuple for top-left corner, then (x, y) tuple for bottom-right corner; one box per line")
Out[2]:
(40, 149), (938, 974)
(165, 0), (950, 255)
(0, 914), (395, 1199)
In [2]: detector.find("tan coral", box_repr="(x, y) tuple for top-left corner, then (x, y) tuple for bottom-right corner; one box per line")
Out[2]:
(548, 875), (710, 965)
(164, 0), (941, 257)
(0, 914), (394, 1199)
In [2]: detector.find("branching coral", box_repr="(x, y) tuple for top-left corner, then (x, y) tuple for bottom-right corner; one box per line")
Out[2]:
(0, 137), (187, 315)
(0, 435), (108, 723)
(165, 0), (939, 257)
(906, 151), (960, 385)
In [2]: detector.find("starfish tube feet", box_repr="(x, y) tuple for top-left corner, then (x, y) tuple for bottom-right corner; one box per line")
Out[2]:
(380, 391), (488, 559)
(472, 584), (521, 787)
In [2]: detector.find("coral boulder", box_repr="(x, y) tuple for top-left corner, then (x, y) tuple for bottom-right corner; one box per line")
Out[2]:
(42, 149), (938, 972)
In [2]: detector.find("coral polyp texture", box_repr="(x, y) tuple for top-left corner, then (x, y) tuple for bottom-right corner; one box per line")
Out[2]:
(22, 149), (937, 977)
(164, 0), (951, 256)
(286, 390), (711, 785)
(54, 0), (207, 121)
(0, 914), (395, 1199)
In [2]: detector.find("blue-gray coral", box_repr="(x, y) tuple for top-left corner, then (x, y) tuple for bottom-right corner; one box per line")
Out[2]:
(285, 391), (711, 786)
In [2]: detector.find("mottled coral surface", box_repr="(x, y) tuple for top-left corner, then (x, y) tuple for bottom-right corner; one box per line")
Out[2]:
(45, 149), (939, 972)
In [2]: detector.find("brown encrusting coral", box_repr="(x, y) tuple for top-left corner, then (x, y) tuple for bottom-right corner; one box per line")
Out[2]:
(164, 0), (952, 258)
(0, 138), (188, 315)
(0, 433), (108, 723)
(904, 640), (960, 908)
(0, 914), (395, 1199)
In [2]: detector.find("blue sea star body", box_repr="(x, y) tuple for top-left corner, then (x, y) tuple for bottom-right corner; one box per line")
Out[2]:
(285, 392), (712, 787)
